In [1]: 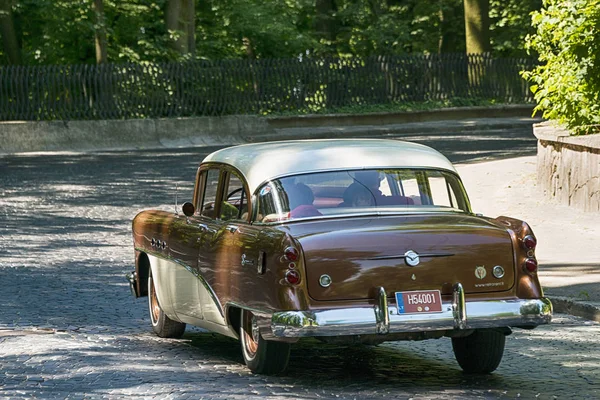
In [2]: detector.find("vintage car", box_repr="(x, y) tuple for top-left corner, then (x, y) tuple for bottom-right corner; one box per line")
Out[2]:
(127, 139), (552, 375)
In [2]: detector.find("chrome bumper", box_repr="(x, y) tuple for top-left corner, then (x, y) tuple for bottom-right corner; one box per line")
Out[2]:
(270, 284), (553, 338)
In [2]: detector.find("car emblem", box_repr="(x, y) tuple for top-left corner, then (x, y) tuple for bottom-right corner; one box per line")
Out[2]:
(475, 266), (487, 279)
(404, 250), (420, 267)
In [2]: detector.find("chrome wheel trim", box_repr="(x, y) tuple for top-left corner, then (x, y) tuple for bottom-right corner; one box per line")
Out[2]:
(242, 311), (259, 360)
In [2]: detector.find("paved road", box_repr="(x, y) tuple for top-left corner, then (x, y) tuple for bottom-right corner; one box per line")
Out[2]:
(1, 127), (599, 398)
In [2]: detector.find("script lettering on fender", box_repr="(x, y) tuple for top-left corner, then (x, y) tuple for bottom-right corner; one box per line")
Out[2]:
(474, 282), (505, 288)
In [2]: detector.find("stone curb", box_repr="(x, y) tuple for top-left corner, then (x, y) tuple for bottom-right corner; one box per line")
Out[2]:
(548, 296), (600, 323)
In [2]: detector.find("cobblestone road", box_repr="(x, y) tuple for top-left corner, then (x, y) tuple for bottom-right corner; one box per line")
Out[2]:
(1, 131), (599, 398)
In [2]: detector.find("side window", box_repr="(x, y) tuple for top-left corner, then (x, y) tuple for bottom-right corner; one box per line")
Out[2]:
(200, 169), (221, 219)
(221, 171), (248, 221)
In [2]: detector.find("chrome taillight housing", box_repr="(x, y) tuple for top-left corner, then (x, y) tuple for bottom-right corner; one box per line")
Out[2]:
(285, 269), (301, 285)
(522, 235), (537, 250)
(524, 258), (538, 273)
(284, 246), (299, 262)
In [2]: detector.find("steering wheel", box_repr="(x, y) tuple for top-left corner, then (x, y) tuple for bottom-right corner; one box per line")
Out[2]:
(226, 187), (244, 201)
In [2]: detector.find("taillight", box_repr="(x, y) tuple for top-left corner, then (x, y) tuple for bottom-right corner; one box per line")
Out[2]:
(523, 235), (537, 250)
(285, 270), (301, 285)
(524, 258), (538, 273)
(284, 246), (299, 262)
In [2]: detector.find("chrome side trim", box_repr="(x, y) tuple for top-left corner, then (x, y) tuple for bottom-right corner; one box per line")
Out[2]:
(270, 298), (552, 338)
(366, 252), (454, 261)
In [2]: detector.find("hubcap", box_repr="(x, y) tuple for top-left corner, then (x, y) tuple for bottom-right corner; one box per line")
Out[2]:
(251, 316), (260, 343)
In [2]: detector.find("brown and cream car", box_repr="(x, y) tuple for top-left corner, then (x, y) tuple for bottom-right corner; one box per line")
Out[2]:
(128, 139), (552, 375)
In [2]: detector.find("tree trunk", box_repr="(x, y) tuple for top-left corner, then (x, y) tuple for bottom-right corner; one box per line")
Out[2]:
(0, 0), (22, 64)
(184, 0), (195, 56)
(438, 1), (462, 53)
(165, 0), (195, 55)
(463, 0), (490, 54)
(463, 0), (490, 96)
(93, 0), (108, 64)
(315, 0), (337, 42)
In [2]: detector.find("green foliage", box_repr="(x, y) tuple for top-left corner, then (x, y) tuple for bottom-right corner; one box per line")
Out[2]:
(198, 0), (318, 59)
(1, 0), (542, 64)
(523, 0), (600, 135)
(490, 0), (542, 57)
(11, 0), (176, 64)
(14, 0), (96, 64)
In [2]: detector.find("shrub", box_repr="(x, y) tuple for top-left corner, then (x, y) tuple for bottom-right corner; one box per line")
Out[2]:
(523, 0), (600, 135)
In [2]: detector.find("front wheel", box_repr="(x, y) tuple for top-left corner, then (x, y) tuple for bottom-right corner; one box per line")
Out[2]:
(148, 270), (186, 338)
(240, 309), (290, 375)
(451, 329), (506, 374)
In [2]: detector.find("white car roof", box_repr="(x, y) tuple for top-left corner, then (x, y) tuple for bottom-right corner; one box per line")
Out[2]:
(202, 139), (457, 194)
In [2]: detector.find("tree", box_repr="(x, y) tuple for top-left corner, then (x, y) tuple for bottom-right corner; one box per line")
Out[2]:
(463, 0), (489, 54)
(165, 0), (195, 56)
(93, 0), (108, 63)
(315, 0), (337, 44)
(0, 0), (22, 64)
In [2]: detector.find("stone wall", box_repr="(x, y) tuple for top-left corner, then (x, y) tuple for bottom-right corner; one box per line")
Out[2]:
(534, 121), (600, 212)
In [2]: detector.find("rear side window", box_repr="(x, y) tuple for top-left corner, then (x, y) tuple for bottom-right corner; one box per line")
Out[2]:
(221, 171), (248, 221)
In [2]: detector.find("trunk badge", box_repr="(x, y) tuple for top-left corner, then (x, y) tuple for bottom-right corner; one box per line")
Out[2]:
(404, 250), (420, 266)
(475, 266), (487, 279)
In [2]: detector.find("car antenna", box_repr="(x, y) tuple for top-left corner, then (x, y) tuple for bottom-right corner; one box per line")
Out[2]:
(175, 183), (178, 215)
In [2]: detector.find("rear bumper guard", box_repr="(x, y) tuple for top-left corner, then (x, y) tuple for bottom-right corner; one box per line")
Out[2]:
(269, 284), (552, 338)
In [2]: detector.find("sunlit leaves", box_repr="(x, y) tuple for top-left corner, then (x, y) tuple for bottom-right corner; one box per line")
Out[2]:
(523, 0), (600, 134)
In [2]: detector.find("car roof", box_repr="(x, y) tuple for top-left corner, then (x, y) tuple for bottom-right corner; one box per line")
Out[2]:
(202, 139), (457, 194)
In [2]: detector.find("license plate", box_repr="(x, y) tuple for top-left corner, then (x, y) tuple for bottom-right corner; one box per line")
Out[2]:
(395, 290), (443, 314)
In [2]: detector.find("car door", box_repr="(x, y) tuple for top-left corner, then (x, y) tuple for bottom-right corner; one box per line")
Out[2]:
(194, 166), (229, 326)
(198, 168), (261, 324)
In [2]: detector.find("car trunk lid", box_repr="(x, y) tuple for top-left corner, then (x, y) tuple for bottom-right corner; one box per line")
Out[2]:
(287, 214), (515, 301)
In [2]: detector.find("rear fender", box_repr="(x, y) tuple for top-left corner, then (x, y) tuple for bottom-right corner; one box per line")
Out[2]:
(494, 216), (543, 299)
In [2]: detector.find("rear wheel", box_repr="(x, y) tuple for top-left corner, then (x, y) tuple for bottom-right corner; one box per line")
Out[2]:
(451, 329), (506, 373)
(148, 270), (186, 338)
(240, 309), (290, 375)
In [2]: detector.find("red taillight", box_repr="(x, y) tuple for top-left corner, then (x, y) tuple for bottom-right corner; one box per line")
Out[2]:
(523, 235), (537, 250)
(285, 270), (301, 285)
(284, 246), (299, 262)
(524, 258), (538, 273)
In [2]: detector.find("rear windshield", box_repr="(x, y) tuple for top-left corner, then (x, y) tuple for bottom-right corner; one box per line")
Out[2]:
(255, 168), (471, 223)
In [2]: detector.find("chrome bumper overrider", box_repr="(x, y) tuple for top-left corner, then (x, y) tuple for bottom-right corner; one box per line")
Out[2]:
(270, 283), (553, 338)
